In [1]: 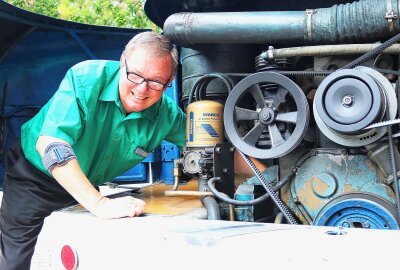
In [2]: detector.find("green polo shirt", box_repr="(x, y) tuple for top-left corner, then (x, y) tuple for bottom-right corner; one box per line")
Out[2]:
(21, 60), (186, 186)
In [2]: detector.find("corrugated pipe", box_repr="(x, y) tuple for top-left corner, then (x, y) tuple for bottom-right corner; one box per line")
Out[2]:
(164, 0), (400, 46)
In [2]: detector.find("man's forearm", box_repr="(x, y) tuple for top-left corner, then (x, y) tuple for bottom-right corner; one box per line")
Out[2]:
(51, 160), (105, 212)
(36, 135), (104, 212)
(36, 135), (145, 219)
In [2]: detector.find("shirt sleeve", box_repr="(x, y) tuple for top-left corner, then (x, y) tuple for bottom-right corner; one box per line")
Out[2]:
(39, 69), (84, 145)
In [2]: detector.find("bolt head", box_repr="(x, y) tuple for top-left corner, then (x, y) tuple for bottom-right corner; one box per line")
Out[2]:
(342, 221), (350, 228)
(363, 222), (371, 228)
(342, 95), (354, 106)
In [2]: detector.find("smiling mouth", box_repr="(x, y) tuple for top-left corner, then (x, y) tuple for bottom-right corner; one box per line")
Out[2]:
(132, 92), (147, 101)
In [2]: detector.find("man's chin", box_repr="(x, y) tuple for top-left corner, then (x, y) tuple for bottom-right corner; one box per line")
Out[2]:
(127, 103), (148, 113)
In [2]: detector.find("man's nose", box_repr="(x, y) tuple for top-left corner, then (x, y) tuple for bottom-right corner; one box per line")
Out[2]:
(136, 81), (150, 92)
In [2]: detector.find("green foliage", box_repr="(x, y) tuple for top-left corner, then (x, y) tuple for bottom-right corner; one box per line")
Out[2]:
(5, 0), (158, 31)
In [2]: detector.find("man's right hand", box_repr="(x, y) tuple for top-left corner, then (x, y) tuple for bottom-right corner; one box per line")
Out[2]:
(36, 137), (146, 220)
(93, 196), (146, 219)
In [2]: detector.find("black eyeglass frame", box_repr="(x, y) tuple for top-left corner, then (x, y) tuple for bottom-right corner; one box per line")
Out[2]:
(124, 59), (170, 91)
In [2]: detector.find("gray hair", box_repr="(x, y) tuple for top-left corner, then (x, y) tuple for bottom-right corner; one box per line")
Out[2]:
(123, 32), (178, 76)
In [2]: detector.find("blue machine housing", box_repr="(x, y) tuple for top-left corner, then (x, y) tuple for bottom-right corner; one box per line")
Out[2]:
(283, 152), (399, 229)
(0, 1), (180, 186)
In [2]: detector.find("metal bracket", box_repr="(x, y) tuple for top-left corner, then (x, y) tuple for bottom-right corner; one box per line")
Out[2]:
(266, 46), (275, 60)
(386, 0), (398, 33)
(212, 143), (235, 197)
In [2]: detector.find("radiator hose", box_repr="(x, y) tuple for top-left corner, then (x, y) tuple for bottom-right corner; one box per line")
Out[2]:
(164, 0), (400, 46)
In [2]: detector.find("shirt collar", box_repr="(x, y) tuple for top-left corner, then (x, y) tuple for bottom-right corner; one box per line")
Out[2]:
(125, 97), (161, 122)
(141, 97), (162, 122)
(99, 67), (120, 102)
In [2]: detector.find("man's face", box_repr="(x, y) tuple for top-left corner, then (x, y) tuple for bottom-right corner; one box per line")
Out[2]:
(119, 48), (173, 113)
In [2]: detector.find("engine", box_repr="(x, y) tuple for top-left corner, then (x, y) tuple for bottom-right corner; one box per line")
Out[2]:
(145, 0), (400, 229)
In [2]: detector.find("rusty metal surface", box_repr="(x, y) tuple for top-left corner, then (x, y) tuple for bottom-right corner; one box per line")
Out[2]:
(281, 151), (396, 224)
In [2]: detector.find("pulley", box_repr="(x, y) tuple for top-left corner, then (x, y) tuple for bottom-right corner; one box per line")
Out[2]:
(314, 67), (397, 146)
(224, 71), (309, 159)
(314, 193), (399, 230)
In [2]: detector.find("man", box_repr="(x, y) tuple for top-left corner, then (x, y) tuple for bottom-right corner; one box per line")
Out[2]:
(0, 31), (186, 269)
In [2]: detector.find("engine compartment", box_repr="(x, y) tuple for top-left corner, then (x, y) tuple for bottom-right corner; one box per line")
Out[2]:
(148, 0), (400, 229)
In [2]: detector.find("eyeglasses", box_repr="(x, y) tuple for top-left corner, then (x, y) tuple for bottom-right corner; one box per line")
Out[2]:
(124, 59), (169, 91)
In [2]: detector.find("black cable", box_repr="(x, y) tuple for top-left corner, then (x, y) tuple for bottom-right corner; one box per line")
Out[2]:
(196, 73), (234, 101)
(207, 171), (294, 206)
(188, 73), (234, 104)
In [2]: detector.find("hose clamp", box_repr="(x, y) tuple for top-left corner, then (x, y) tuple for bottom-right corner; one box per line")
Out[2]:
(386, 0), (398, 33)
(267, 46), (274, 60)
(305, 9), (316, 43)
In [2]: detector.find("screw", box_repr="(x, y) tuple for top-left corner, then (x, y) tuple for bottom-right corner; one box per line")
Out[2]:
(342, 95), (354, 106)
(342, 221), (350, 228)
(261, 111), (270, 120)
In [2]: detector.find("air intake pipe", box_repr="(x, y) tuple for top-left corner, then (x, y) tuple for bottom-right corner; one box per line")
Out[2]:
(164, 0), (400, 46)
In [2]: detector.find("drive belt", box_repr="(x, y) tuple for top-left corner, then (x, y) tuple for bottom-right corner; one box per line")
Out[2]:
(237, 150), (298, 225)
(387, 125), (400, 218)
(364, 118), (400, 217)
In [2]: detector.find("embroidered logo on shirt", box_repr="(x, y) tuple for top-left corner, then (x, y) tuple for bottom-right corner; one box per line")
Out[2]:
(135, 147), (151, 157)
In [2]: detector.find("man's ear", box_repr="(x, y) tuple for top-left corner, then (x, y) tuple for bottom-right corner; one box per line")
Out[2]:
(167, 75), (175, 86)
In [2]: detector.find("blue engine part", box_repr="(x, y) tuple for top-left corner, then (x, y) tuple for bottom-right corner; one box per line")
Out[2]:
(314, 193), (399, 229)
(280, 150), (399, 229)
(234, 166), (278, 222)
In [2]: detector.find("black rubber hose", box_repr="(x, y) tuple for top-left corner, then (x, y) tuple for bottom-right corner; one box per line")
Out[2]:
(188, 73), (234, 104)
(207, 171), (295, 206)
(201, 196), (221, 220)
(197, 73), (234, 101)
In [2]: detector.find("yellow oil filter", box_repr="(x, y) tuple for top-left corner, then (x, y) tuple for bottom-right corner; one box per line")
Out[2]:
(186, 100), (224, 147)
